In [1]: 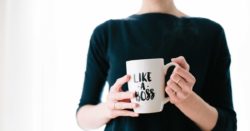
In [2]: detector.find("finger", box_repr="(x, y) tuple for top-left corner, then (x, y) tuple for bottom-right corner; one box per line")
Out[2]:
(168, 80), (189, 99)
(174, 66), (196, 84)
(167, 80), (182, 93)
(175, 78), (189, 92)
(165, 87), (179, 103)
(169, 73), (193, 99)
(120, 99), (131, 103)
(114, 102), (138, 110)
(112, 110), (139, 118)
(171, 71), (193, 92)
(170, 73), (187, 85)
(167, 80), (188, 100)
(171, 56), (190, 71)
(110, 91), (135, 101)
(110, 75), (131, 92)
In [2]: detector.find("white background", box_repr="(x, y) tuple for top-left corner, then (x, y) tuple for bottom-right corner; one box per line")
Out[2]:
(0, 0), (250, 131)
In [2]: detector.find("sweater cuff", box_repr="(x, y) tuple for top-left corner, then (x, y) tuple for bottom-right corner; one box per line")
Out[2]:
(212, 107), (237, 131)
(212, 108), (224, 131)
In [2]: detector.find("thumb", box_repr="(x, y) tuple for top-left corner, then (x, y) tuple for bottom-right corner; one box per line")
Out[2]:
(171, 56), (190, 71)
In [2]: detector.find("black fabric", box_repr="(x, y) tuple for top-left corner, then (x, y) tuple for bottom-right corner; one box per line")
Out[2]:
(78, 13), (237, 131)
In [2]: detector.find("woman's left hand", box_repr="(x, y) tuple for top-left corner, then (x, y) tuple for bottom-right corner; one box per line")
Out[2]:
(165, 56), (196, 105)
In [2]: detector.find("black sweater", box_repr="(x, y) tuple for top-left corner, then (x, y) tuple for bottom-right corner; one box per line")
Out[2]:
(78, 13), (237, 131)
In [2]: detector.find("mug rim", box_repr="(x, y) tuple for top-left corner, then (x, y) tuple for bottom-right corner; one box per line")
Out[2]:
(126, 58), (164, 63)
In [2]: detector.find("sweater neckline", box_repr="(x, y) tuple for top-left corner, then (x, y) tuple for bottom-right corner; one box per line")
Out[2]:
(129, 12), (189, 19)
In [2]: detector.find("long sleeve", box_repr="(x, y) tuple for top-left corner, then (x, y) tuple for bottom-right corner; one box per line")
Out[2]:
(77, 22), (109, 111)
(202, 26), (237, 131)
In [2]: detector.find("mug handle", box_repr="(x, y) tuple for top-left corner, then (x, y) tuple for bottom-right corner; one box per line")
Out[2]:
(162, 62), (178, 104)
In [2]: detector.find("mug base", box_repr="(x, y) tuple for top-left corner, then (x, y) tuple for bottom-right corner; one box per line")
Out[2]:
(134, 109), (163, 114)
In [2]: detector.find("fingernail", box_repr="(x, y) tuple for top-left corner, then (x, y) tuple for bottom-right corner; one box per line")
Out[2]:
(173, 67), (178, 72)
(132, 91), (137, 97)
(130, 92), (135, 98)
(167, 81), (170, 85)
(127, 75), (131, 78)
(134, 103), (139, 108)
(134, 113), (139, 117)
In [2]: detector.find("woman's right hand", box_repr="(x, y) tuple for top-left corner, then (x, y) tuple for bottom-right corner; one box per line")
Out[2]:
(105, 75), (139, 119)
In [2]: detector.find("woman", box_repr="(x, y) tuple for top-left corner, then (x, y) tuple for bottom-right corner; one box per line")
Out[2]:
(76, 0), (237, 130)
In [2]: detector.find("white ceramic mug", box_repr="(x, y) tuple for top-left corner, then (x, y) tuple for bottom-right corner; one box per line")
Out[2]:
(126, 58), (177, 114)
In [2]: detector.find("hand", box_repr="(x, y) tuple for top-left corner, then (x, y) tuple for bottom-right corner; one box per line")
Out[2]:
(165, 56), (196, 105)
(105, 75), (139, 119)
